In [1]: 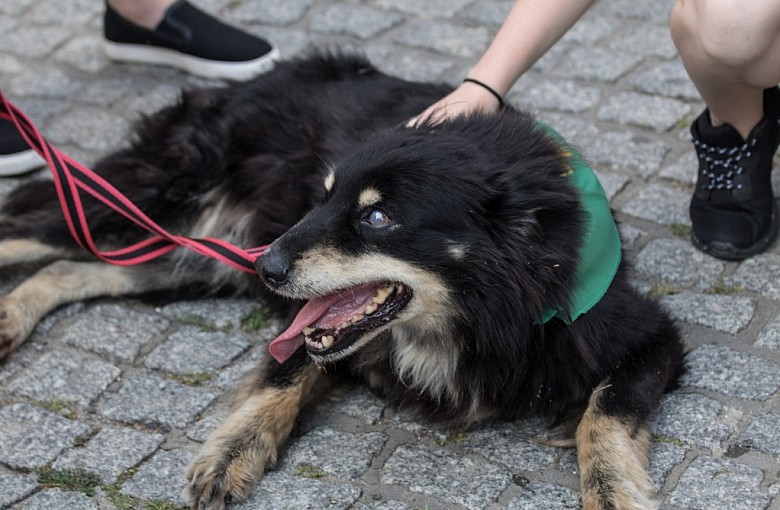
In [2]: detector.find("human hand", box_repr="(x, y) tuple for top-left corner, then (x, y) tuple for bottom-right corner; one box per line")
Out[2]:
(407, 79), (504, 127)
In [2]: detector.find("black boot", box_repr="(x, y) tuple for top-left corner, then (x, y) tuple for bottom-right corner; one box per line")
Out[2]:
(689, 86), (780, 260)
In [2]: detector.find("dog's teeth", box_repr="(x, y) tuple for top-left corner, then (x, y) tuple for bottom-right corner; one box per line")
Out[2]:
(351, 314), (363, 324)
(303, 327), (315, 336)
(373, 285), (393, 304)
(364, 303), (378, 315)
(321, 336), (334, 348)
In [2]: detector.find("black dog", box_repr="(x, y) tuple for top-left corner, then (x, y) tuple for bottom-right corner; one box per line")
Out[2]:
(0, 54), (684, 510)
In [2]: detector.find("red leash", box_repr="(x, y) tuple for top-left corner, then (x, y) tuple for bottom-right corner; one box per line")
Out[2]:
(0, 91), (267, 273)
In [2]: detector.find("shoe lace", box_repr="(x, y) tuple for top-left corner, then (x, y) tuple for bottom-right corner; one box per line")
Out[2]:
(693, 136), (757, 191)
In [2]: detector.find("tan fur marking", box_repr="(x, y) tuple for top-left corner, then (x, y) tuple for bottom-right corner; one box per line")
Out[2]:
(0, 239), (68, 267)
(324, 169), (336, 192)
(358, 187), (382, 209)
(0, 261), (162, 360)
(576, 382), (658, 510)
(184, 364), (328, 507)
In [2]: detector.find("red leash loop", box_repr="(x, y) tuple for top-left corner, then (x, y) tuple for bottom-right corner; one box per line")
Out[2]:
(0, 90), (267, 273)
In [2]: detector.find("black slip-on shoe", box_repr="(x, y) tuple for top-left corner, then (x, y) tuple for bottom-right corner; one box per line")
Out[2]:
(689, 87), (780, 260)
(103, 0), (280, 81)
(0, 118), (43, 177)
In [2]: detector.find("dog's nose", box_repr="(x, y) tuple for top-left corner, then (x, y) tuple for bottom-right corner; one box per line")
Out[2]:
(256, 249), (290, 288)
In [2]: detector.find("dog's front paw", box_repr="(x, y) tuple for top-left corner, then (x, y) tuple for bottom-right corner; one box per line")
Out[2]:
(183, 423), (278, 509)
(0, 297), (30, 361)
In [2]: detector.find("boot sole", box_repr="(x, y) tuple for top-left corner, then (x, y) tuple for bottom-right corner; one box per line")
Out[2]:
(103, 40), (280, 81)
(690, 200), (780, 261)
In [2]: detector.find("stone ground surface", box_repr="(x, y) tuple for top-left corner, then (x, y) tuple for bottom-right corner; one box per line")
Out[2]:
(1, 0), (780, 509)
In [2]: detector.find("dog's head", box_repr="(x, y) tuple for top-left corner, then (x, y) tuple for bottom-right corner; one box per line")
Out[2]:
(257, 112), (584, 365)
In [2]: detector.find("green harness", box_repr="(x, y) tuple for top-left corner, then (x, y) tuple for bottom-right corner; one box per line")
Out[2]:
(536, 123), (622, 324)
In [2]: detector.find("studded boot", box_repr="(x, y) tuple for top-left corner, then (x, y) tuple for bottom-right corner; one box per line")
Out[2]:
(689, 86), (780, 260)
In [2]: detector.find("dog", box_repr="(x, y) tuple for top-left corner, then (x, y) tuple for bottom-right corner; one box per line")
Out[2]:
(0, 54), (685, 510)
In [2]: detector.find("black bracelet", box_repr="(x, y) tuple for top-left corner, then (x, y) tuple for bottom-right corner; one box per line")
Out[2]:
(463, 77), (505, 107)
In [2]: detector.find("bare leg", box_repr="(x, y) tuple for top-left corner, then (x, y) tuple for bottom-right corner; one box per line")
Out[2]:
(671, 0), (780, 138)
(106, 0), (177, 29)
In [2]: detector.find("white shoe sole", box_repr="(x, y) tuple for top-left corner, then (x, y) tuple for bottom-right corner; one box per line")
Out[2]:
(0, 149), (44, 177)
(103, 40), (280, 81)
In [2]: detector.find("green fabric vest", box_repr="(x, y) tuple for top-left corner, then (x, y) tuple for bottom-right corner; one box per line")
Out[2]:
(536, 123), (622, 324)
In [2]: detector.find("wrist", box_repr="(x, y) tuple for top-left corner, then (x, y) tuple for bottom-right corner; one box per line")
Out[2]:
(462, 78), (505, 107)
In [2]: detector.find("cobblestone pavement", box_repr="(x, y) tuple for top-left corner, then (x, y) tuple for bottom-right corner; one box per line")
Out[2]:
(1, 0), (780, 509)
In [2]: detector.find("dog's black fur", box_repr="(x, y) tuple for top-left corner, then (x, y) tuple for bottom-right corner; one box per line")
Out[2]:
(0, 54), (685, 510)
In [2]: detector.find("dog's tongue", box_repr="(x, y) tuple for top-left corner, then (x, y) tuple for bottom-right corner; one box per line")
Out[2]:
(268, 283), (381, 363)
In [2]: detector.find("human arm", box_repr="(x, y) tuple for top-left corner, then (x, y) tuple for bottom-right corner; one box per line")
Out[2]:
(409, 0), (596, 126)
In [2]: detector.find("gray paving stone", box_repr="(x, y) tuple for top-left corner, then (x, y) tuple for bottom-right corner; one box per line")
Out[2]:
(381, 445), (512, 509)
(377, 51), (454, 83)
(649, 440), (688, 488)
(0, 473), (38, 509)
(609, 25), (678, 59)
(158, 298), (260, 331)
(2, 26), (72, 59)
(659, 150), (698, 184)
(310, 4), (404, 39)
(52, 426), (165, 484)
(232, 471), (362, 509)
(585, 131), (670, 178)
(376, 0), (474, 17)
(756, 314), (780, 350)
(316, 386), (386, 425)
(667, 456), (771, 510)
(25, 0), (101, 24)
(280, 426), (387, 479)
(394, 20), (492, 59)
(5, 66), (79, 98)
(0, 403), (91, 470)
(121, 449), (191, 506)
(659, 292), (756, 334)
(683, 345), (780, 401)
(465, 423), (558, 472)
(621, 183), (690, 225)
(554, 47), (643, 82)
(652, 393), (736, 451)
(735, 412), (780, 459)
(593, 170), (630, 201)
(11, 488), (99, 510)
(560, 11), (618, 45)
(53, 34), (109, 74)
(504, 482), (580, 509)
(515, 79), (602, 114)
(595, 0), (677, 23)
(98, 373), (217, 430)
(727, 253), (780, 301)
(460, 0), (513, 27)
(56, 304), (169, 363)
(5, 349), (120, 406)
(597, 92), (691, 132)
(535, 112), (599, 147)
(186, 412), (225, 443)
(46, 107), (131, 152)
(144, 325), (251, 375)
(357, 501), (410, 510)
(629, 61), (702, 101)
(224, 0), (312, 25)
(635, 238), (724, 291)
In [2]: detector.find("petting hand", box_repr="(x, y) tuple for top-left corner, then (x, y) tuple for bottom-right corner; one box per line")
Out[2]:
(407, 79), (504, 127)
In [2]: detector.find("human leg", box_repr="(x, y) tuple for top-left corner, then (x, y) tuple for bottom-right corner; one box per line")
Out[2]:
(102, 0), (279, 81)
(671, 0), (780, 259)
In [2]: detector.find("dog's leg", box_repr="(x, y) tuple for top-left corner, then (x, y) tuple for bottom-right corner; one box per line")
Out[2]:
(184, 352), (330, 510)
(0, 260), (170, 360)
(0, 239), (75, 267)
(575, 382), (658, 510)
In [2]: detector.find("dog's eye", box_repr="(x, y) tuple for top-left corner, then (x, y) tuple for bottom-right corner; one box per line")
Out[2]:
(364, 209), (392, 227)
